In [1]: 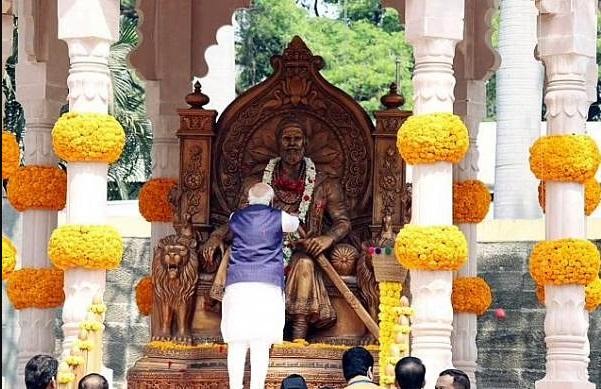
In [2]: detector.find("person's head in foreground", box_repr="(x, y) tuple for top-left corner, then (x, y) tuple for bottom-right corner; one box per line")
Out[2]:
(25, 354), (58, 389)
(435, 369), (470, 389)
(248, 182), (275, 205)
(342, 346), (375, 382)
(280, 374), (308, 389)
(78, 373), (109, 389)
(395, 356), (426, 389)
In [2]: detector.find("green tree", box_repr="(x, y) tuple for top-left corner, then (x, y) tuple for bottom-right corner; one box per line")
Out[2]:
(236, 0), (413, 116)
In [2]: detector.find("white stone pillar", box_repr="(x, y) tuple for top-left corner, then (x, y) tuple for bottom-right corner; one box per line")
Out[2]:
(535, 0), (597, 388)
(452, 80), (486, 388)
(57, 0), (119, 365)
(145, 81), (179, 250)
(14, 0), (69, 384)
(494, 0), (544, 219)
(405, 1), (465, 386)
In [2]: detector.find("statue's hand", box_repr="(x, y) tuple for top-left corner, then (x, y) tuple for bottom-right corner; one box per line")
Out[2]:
(202, 236), (222, 266)
(301, 235), (334, 257)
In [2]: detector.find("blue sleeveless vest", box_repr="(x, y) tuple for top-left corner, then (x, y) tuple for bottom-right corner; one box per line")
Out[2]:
(227, 204), (284, 289)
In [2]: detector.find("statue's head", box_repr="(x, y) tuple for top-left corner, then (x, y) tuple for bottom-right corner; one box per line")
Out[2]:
(155, 235), (195, 280)
(276, 116), (307, 166)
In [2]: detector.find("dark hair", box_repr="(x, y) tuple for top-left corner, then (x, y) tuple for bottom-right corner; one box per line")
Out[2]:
(78, 373), (109, 389)
(439, 369), (471, 389)
(394, 356), (426, 389)
(342, 346), (374, 381)
(280, 374), (308, 389)
(25, 354), (58, 389)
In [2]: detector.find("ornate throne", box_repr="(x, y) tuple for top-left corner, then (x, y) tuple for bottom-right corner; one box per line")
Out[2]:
(128, 36), (411, 388)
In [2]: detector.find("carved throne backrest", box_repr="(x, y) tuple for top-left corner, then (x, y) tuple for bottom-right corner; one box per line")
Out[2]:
(211, 36), (375, 234)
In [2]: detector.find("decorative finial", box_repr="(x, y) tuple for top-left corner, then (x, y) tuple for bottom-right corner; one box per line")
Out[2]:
(185, 81), (210, 109)
(380, 82), (405, 110)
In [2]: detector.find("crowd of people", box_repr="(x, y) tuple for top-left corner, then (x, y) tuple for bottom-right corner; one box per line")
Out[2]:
(24, 348), (470, 389)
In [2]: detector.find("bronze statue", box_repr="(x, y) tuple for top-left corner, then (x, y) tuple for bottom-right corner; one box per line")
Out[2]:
(203, 116), (352, 340)
(151, 216), (199, 344)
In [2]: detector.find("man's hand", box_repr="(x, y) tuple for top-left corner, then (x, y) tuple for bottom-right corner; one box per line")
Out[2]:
(201, 236), (223, 266)
(300, 235), (335, 257)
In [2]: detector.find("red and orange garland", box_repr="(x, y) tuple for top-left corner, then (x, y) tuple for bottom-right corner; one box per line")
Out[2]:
(7, 166), (67, 211)
(452, 277), (493, 316)
(2, 130), (20, 180)
(135, 276), (153, 316)
(139, 178), (178, 222)
(453, 180), (491, 224)
(538, 179), (601, 216)
(6, 268), (65, 309)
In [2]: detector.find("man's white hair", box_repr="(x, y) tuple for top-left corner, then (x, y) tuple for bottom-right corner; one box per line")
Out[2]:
(248, 182), (275, 205)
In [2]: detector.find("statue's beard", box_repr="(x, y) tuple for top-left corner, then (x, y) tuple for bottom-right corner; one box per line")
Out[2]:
(281, 148), (304, 166)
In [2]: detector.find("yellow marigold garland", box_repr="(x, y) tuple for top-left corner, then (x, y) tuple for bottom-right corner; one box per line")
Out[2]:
(2, 130), (20, 179)
(378, 282), (410, 386)
(394, 225), (468, 271)
(451, 277), (493, 315)
(535, 278), (600, 312)
(453, 180), (491, 223)
(538, 179), (601, 216)
(397, 113), (469, 165)
(529, 239), (600, 286)
(529, 135), (600, 183)
(48, 225), (123, 270)
(135, 276), (153, 316)
(6, 268), (65, 309)
(7, 166), (67, 211)
(585, 278), (601, 311)
(2, 236), (17, 280)
(139, 178), (178, 222)
(52, 112), (125, 163)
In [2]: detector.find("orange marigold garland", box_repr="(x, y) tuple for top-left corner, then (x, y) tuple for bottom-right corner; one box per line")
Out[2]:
(453, 180), (491, 223)
(135, 276), (153, 316)
(451, 277), (493, 315)
(538, 179), (601, 216)
(6, 268), (65, 309)
(394, 225), (468, 271)
(529, 135), (600, 183)
(2, 130), (20, 179)
(138, 178), (178, 222)
(2, 236), (17, 280)
(529, 239), (600, 286)
(7, 166), (67, 211)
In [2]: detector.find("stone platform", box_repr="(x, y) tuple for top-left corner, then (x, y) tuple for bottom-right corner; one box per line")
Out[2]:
(127, 343), (379, 388)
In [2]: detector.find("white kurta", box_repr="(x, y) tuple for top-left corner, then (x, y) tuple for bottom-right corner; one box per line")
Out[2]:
(220, 209), (299, 344)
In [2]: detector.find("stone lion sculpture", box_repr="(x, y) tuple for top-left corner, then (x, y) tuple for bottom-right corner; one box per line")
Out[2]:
(151, 233), (199, 344)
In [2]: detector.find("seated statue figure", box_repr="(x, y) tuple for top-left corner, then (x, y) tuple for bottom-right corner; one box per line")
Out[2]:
(202, 116), (352, 340)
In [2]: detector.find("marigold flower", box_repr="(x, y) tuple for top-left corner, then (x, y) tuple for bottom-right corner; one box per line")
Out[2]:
(453, 180), (491, 223)
(397, 113), (469, 165)
(135, 276), (153, 316)
(529, 239), (600, 286)
(7, 166), (67, 211)
(452, 277), (493, 315)
(6, 268), (65, 309)
(138, 178), (178, 222)
(394, 225), (468, 271)
(2, 130), (20, 179)
(2, 236), (17, 280)
(529, 135), (600, 183)
(49, 225), (123, 270)
(538, 179), (600, 216)
(52, 112), (125, 163)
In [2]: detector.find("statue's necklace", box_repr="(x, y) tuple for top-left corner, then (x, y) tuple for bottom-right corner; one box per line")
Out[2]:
(273, 161), (306, 205)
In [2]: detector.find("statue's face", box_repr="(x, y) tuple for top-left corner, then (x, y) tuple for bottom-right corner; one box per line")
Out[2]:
(163, 244), (189, 279)
(279, 126), (306, 166)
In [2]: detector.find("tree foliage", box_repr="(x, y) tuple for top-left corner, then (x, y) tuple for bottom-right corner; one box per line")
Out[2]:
(236, 0), (413, 115)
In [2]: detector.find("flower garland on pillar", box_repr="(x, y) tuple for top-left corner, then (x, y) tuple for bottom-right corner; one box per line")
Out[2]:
(2, 236), (17, 280)
(135, 276), (153, 316)
(139, 179), (178, 222)
(2, 130), (20, 180)
(538, 178), (601, 216)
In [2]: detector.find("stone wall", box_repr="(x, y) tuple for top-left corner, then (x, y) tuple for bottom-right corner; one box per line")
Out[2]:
(477, 241), (601, 388)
